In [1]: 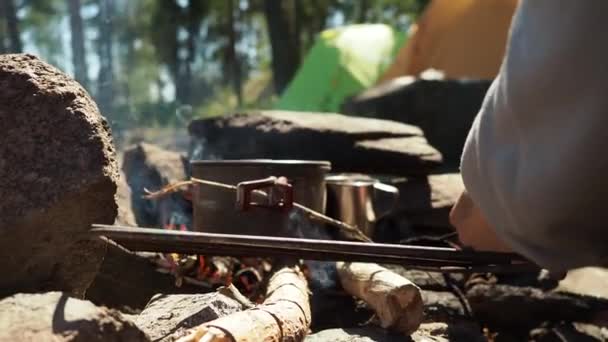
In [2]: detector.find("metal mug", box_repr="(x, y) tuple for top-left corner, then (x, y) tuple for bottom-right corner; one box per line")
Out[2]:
(325, 174), (399, 239)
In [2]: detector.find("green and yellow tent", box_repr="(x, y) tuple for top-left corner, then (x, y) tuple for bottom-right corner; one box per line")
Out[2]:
(276, 24), (407, 112)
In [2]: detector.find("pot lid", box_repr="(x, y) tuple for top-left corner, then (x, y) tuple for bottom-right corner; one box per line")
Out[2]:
(191, 159), (331, 169)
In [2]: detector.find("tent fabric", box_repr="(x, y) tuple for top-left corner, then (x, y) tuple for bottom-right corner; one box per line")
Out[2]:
(379, 0), (518, 82)
(276, 24), (406, 112)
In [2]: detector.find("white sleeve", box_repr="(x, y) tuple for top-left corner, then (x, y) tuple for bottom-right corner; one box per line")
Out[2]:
(461, 0), (608, 273)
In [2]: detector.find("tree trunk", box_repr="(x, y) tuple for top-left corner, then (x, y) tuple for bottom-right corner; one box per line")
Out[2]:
(97, 0), (114, 116)
(180, 0), (198, 106)
(68, 0), (89, 89)
(227, 0), (242, 105)
(294, 0), (304, 57)
(3, 0), (22, 53)
(357, 0), (370, 23)
(263, 0), (300, 95)
(0, 3), (6, 53)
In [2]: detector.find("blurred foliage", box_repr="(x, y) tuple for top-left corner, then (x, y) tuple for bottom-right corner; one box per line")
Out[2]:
(0, 0), (429, 134)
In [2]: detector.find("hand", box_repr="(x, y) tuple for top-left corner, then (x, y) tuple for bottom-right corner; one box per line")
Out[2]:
(449, 190), (513, 253)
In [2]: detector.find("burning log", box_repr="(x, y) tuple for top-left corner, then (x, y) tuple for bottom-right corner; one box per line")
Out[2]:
(176, 259), (311, 342)
(336, 262), (424, 335)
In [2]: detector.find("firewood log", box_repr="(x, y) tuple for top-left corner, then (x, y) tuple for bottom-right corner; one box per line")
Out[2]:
(336, 262), (423, 335)
(176, 259), (310, 342)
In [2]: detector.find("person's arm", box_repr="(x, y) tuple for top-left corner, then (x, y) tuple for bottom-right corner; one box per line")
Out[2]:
(453, 0), (608, 273)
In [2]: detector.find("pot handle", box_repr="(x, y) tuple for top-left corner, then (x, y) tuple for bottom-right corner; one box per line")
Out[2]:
(372, 182), (400, 219)
(236, 176), (294, 212)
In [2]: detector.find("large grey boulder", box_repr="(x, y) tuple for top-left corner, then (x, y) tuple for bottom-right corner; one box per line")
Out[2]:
(342, 76), (491, 167)
(0, 292), (148, 341)
(0, 54), (119, 297)
(188, 111), (442, 176)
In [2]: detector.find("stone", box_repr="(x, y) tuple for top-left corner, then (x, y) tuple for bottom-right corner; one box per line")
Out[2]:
(0, 54), (119, 297)
(466, 284), (608, 331)
(342, 76), (492, 167)
(530, 322), (608, 342)
(374, 174), (464, 243)
(391, 173), (463, 229)
(309, 291), (370, 332)
(122, 142), (190, 228)
(411, 322), (486, 342)
(114, 171), (137, 226)
(304, 327), (405, 342)
(305, 261), (373, 332)
(134, 292), (243, 342)
(188, 111), (442, 176)
(421, 290), (467, 323)
(85, 243), (202, 313)
(305, 322), (485, 342)
(0, 292), (148, 341)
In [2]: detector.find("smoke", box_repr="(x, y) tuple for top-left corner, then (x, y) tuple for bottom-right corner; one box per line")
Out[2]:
(285, 209), (338, 290)
(285, 210), (333, 240)
(189, 137), (221, 161)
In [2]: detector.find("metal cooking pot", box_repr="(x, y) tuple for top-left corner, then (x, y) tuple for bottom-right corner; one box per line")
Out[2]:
(325, 174), (399, 240)
(191, 159), (331, 237)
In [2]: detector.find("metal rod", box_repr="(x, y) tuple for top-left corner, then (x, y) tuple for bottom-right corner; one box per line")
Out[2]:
(112, 240), (537, 273)
(91, 225), (537, 274)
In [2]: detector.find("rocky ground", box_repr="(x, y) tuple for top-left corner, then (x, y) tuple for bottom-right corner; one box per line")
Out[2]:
(1, 54), (607, 341)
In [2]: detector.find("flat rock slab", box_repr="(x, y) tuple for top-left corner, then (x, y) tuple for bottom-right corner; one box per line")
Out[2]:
(342, 77), (491, 166)
(122, 142), (189, 228)
(134, 292), (243, 341)
(188, 111), (442, 176)
(0, 292), (148, 341)
(0, 54), (118, 297)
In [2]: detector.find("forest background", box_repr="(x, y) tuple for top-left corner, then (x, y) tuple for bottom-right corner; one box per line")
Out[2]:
(0, 0), (428, 136)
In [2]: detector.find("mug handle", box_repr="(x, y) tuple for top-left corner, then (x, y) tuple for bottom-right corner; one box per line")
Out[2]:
(372, 182), (400, 219)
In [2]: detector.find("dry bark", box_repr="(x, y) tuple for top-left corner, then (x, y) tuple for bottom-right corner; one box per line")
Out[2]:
(176, 260), (311, 342)
(336, 262), (423, 335)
